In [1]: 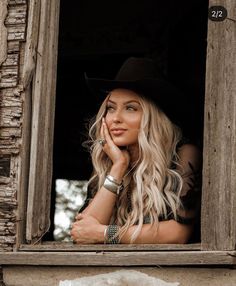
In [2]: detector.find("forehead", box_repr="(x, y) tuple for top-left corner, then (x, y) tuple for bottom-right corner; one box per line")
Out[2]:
(108, 88), (141, 103)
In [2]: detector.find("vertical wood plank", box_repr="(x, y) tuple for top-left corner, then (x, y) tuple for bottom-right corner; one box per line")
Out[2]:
(201, 0), (236, 250)
(21, 0), (41, 89)
(16, 0), (40, 246)
(26, 0), (60, 242)
(0, 0), (8, 65)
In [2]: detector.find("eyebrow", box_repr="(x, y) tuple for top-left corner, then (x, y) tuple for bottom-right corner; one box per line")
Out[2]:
(107, 99), (141, 105)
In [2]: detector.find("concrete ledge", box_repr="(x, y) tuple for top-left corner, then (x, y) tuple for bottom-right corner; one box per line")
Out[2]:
(3, 266), (236, 286)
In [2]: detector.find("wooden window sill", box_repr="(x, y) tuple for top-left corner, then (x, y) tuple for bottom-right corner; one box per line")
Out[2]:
(1, 243), (236, 266)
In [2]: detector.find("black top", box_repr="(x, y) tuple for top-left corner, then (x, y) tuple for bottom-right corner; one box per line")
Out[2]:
(79, 137), (202, 243)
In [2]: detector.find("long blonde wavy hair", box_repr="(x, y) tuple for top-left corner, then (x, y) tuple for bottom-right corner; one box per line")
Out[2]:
(86, 92), (183, 243)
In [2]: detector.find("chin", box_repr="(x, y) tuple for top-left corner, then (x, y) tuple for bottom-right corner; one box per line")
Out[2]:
(116, 142), (128, 147)
(114, 139), (136, 147)
(113, 139), (129, 147)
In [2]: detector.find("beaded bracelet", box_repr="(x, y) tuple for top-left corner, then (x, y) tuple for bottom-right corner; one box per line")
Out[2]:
(104, 224), (120, 244)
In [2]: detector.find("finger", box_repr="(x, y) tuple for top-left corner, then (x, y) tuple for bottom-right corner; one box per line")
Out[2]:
(100, 118), (104, 139)
(102, 118), (113, 145)
(72, 222), (81, 228)
(72, 237), (80, 244)
(75, 213), (83, 220)
(70, 226), (77, 235)
(71, 226), (81, 237)
(71, 223), (81, 232)
(101, 118), (106, 141)
(70, 232), (75, 241)
(70, 230), (73, 238)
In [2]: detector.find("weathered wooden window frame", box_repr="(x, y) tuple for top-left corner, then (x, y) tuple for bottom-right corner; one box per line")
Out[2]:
(2, 0), (236, 266)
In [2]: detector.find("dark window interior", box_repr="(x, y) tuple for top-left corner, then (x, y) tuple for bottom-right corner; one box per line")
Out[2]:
(44, 0), (209, 240)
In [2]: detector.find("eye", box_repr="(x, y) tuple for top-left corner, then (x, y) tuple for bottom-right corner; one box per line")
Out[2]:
(126, 105), (137, 111)
(106, 105), (115, 112)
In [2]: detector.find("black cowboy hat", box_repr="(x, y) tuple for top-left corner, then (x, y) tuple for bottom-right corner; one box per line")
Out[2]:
(85, 57), (187, 125)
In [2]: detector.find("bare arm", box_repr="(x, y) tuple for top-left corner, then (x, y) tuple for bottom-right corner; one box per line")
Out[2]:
(120, 144), (202, 244)
(72, 143), (202, 244)
(79, 118), (130, 225)
(71, 216), (192, 244)
(81, 162), (127, 225)
(120, 220), (193, 244)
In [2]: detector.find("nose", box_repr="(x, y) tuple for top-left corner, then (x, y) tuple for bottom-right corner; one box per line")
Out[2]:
(112, 109), (123, 123)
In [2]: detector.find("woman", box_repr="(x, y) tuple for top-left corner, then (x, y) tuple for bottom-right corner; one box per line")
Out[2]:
(71, 57), (202, 244)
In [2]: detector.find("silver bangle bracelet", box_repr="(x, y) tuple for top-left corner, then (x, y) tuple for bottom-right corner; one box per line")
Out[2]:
(103, 175), (124, 195)
(104, 226), (108, 244)
(106, 175), (121, 186)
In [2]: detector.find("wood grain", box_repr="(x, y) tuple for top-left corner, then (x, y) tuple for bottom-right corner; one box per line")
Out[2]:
(0, 251), (235, 266)
(201, 0), (236, 250)
(0, 0), (8, 66)
(19, 242), (201, 252)
(25, 0), (60, 243)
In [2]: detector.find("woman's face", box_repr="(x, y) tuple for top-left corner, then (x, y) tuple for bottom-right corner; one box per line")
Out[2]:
(105, 88), (143, 147)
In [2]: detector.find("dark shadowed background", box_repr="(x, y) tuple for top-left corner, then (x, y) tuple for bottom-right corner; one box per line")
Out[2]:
(44, 0), (209, 240)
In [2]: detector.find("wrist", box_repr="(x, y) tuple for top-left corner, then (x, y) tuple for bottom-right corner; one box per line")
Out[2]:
(105, 224), (120, 244)
(103, 175), (124, 195)
(97, 224), (107, 243)
(110, 163), (127, 182)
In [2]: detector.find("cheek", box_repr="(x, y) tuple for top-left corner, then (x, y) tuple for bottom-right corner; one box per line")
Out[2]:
(104, 116), (112, 127)
(130, 129), (140, 138)
(128, 117), (142, 129)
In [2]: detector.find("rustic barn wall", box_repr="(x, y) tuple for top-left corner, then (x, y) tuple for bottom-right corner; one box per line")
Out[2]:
(0, 0), (27, 251)
(201, 0), (236, 250)
(0, 0), (235, 276)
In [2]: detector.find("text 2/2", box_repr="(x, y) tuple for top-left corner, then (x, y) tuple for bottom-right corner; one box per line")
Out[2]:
(208, 6), (227, 22)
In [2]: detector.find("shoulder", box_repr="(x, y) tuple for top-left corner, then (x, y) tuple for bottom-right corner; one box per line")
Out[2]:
(177, 143), (201, 157)
(177, 143), (202, 170)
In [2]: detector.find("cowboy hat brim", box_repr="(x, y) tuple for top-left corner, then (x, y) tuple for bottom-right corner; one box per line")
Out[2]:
(84, 73), (185, 118)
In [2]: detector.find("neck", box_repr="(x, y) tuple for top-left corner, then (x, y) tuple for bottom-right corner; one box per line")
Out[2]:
(128, 144), (139, 164)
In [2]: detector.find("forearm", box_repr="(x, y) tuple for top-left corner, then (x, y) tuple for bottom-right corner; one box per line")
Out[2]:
(82, 163), (127, 225)
(120, 220), (193, 244)
(82, 187), (116, 225)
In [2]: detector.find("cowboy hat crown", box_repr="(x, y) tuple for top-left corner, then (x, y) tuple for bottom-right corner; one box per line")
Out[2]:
(85, 57), (185, 124)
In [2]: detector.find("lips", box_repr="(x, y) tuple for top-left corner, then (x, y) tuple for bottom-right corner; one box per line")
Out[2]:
(110, 128), (127, 135)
